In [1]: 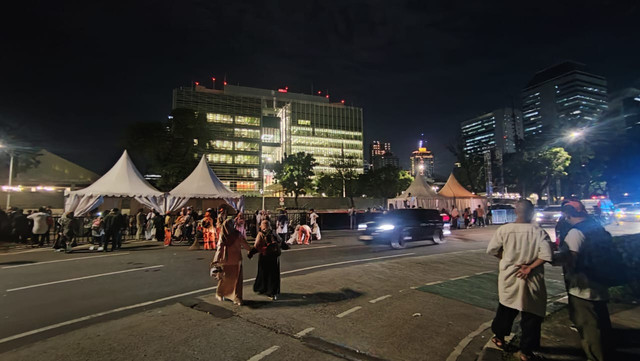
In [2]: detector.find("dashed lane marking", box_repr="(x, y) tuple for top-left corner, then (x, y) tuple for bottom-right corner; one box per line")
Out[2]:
(285, 245), (337, 252)
(336, 306), (362, 318)
(247, 346), (280, 361)
(2, 253), (130, 269)
(6, 265), (164, 292)
(369, 295), (392, 304)
(294, 327), (315, 338)
(424, 280), (443, 286)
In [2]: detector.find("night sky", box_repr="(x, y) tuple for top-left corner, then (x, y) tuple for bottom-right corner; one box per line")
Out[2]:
(2, 1), (639, 177)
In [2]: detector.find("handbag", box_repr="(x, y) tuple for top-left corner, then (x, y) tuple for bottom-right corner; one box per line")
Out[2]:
(265, 234), (281, 256)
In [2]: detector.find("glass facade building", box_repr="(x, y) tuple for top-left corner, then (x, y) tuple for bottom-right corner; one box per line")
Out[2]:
(522, 61), (608, 138)
(460, 108), (523, 157)
(173, 84), (364, 194)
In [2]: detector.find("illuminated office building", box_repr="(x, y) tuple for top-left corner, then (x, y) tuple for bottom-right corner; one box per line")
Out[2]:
(410, 138), (435, 179)
(460, 108), (523, 157)
(173, 84), (364, 194)
(522, 61), (608, 138)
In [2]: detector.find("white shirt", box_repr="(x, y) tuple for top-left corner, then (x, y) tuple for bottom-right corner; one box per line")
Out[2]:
(309, 212), (318, 225)
(27, 212), (49, 234)
(562, 228), (609, 301)
(487, 223), (553, 317)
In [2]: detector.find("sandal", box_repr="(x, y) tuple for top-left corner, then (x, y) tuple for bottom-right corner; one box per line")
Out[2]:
(491, 336), (504, 349)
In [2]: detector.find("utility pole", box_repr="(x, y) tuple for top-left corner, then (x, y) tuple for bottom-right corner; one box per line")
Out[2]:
(6, 151), (14, 209)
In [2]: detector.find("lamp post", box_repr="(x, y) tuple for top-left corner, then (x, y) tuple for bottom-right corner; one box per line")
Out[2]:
(261, 157), (272, 211)
(0, 144), (14, 210)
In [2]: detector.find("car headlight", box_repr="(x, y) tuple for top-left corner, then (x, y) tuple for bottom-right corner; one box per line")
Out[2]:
(377, 224), (395, 231)
(357, 224), (367, 230)
(553, 213), (561, 218)
(536, 212), (543, 217)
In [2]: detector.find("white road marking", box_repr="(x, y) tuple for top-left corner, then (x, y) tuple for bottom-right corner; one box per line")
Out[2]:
(0, 248), (50, 256)
(247, 345), (280, 361)
(448, 275), (470, 281)
(369, 295), (391, 304)
(294, 327), (315, 338)
(6, 265), (164, 292)
(424, 281), (443, 286)
(0, 253), (416, 344)
(281, 253), (415, 276)
(285, 245), (337, 252)
(2, 253), (130, 269)
(445, 320), (492, 361)
(336, 306), (362, 318)
(475, 271), (493, 275)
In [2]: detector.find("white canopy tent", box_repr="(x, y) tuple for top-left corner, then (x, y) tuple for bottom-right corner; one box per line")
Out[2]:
(388, 175), (446, 210)
(64, 150), (165, 216)
(437, 173), (486, 211)
(166, 155), (244, 212)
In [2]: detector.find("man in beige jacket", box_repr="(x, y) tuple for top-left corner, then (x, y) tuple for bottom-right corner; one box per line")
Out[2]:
(486, 199), (553, 361)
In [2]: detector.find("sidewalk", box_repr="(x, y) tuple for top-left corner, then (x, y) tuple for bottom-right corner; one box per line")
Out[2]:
(478, 301), (640, 361)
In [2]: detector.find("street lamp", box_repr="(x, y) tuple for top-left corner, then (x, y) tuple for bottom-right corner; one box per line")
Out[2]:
(0, 143), (14, 210)
(567, 129), (584, 142)
(261, 157), (273, 211)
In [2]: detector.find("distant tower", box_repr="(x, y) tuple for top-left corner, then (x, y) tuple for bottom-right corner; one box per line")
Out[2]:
(410, 134), (435, 179)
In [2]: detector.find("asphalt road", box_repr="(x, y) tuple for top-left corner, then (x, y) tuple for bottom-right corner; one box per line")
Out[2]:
(1, 221), (638, 356)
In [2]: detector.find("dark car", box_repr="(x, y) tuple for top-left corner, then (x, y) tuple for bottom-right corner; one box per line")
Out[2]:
(358, 208), (446, 249)
(536, 205), (563, 226)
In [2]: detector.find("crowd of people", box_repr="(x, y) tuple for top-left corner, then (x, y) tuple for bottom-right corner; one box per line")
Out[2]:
(446, 204), (492, 229)
(0, 206), (55, 246)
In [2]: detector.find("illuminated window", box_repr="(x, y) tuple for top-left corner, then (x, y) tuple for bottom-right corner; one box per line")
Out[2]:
(206, 113), (233, 124)
(234, 128), (260, 139)
(235, 116), (260, 126)
(234, 155), (259, 165)
(297, 119), (311, 126)
(261, 127), (281, 143)
(237, 181), (258, 191)
(234, 141), (259, 152)
(291, 126), (313, 136)
(207, 153), (233, 164)
(210, 140), (233, 150)
(236, 168), (260, 178)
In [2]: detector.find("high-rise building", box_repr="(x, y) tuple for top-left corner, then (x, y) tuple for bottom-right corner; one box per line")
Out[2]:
(372, 152), (400, 170)
(604, 88), (640, 134)
(173, 84), (364, 194)
(369, 140), (391, 162)
(460, 108), (523, 157)
(410, 138), (435, 179)
(522, 61), (608, 138)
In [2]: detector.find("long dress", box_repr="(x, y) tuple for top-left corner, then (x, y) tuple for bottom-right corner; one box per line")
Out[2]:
(253, 231), (281, 297)
(202, 216), (216, 250)
(215, 232), (251, 303)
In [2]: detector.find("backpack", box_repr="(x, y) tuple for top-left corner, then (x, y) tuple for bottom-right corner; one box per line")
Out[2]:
(573, 218), (628, 287)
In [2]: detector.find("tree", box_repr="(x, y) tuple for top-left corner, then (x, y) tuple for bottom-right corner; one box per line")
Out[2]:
(314, 173), (343, 197)
(506, 147), (571, 202)
(357, 166), (413, 199)
(330, 154), (361, 205)
(0, 122), (42, 178)
(446, 138), (485, 193)
(122, 108), (213, 190)
(273, 152), (316, 207)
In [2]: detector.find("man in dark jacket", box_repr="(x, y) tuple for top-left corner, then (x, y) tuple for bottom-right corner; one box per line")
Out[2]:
(103, 208), (124, 252)
(153, 211), (164, 242)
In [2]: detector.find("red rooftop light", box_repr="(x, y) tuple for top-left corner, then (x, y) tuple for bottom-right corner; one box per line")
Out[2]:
(340, 99), (345, 104)
(325, 94), (329, 99)
(224, 81), (228, 85)
(195, 81), (199, 86)
(317, 91), (322, 94)
(278, 88), (288, 93)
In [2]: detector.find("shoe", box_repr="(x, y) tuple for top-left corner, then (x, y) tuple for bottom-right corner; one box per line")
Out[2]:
(216, 295), (224, 302)
(271, 295), (278, 301)
(97, 246), (104, 251)
(89, 246), (95, 251)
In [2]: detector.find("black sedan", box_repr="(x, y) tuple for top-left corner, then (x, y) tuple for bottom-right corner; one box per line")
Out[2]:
(358, 208), (448, 249)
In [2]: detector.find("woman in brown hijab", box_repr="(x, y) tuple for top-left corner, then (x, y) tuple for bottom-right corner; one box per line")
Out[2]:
(212, 218), (251, 305)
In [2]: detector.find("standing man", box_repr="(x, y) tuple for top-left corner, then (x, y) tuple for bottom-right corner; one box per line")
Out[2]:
(27, 207), (49, 247)
(309, 209), (321, 241)
(58, 212), (78, 253)
(348, 206), (356, 230)
(554, 201), (612, 361)
(103, 208), (124, 252)
(486, 200), (553, 361)
(135, 208), (145, 240)
(450, 205), (459, 229)
(477, 205), (485, 227)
